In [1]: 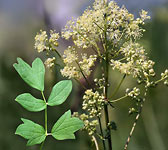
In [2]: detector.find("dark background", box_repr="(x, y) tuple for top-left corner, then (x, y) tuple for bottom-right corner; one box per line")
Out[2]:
(0, 0), (168, 149)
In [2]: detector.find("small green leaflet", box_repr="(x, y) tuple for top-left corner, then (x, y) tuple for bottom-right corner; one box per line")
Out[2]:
(15, 118), (46, 146)
(51, 110), (84, 140)
(15, 93), (46, 112)
(48, 80), (72, 106)
(13, 58), (45, 91)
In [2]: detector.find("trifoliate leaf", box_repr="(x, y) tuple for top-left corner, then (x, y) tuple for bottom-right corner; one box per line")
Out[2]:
(15, 118), (46, 146)
(13, 57), (45, 91)
(48, 80), (72, 106)
(51, 110), (84, 140)
(15, 93), (46, 112)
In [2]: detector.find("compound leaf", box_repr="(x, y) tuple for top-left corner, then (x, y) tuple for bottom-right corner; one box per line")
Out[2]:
(51, 110), (84, 140)
(48, 80), (72, 106)
(13, 57), (45, 91)
(15, 93), (46, 112)
(15, 118), (46, 146)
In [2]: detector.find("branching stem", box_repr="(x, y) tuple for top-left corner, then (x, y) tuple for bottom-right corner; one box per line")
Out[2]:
(75, 60), (93, 88)
(124, 89), (147, 150)
(110, 95), (128, 103)
(109, 74), (126, 99)
(155, 76), (168, 84)
(104, 12), (112, 150)
(77, 31), (101, 57)
(124, 106), (142, 150)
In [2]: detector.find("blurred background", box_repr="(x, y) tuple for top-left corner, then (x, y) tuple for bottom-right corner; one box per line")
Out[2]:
(0, 0), (168, 149)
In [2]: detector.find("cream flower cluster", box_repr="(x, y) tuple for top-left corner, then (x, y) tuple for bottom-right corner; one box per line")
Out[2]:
(63, 46), (78, 64)
(94, 77), (106, 90)
(60, 46), (80, 78)
(60, 66), (79, 79)
(161, 69), (168, 85)
(61, 46), (97, 79)
(44, 57), (56, 69)
(49, 30), (60, 47)
(126, 87), (140, 99)
(34, 30), (60, 53)
(72, 112), (98, 136)
(62, 0), (150, 51)
(74, 89), (105, 136)
(111, 42), (155, 79)
(79, 54), (97, 76)
(34, 30), (48, 53)
(140, 10), (151, 22)
(80, 114), (98, 136)
(33, 0), (168, 140)
(82, 89), (105, 118)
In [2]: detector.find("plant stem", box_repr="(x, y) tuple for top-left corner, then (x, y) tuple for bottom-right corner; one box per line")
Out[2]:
(124, 90), (147, 150)
(41, 91), (48, 150)
(54, 49), (62, 58)
(92, 135), (100, 150)
(41, 91), (48, 134)
(110, 95), (128, 103)
(103, 10), (112, 149)
(104, 104), (112, 150)
(155, 76), (168, 84)
(45, 107), (48, 134)
(76, 30), (101, 56)
(109, 74), (126, 99)
(124, 108), (142, 150)
(93, 21), (105, 31)
(75, 60), (93, 88)
(98, 117), (106, 150)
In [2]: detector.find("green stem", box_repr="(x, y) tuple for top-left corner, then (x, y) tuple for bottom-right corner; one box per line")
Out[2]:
(41, 91), (48, 134)
(40, 91), (48, 150)
(110, 95), (128, 103)
(45, 107), (48, 134)
(124, 88), (148, 150)
(75, 60), (93, 88)
(98, 117), (106, 150)
(54, 49), (62, 58)
(155, 76), (168, 84)
(93, 21), (105, 31)
(104, 105), (112, 150)
(109, 74), (126, 99)
(104, 13), (112, 150)
(124, 101), (144, 150)
(77, 31), (101, 57)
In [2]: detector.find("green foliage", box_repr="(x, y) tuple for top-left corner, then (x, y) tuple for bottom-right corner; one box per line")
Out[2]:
(15, 118), (46, 146)
(13, 57), (45, 91)
(51, 110), (84, 140)
(48, 80), (72, 106)
(15, 93), (46, 112)
(14, 58), (83, 149)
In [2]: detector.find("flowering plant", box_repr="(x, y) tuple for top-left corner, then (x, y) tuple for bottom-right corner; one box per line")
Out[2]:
(14, 0), (168, 150)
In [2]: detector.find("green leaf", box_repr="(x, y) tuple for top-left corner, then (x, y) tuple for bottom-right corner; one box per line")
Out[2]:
(48, 80), (72, 106)
(15, 118), (46, 146)
(15, 93), (46, 112)
(51, 110), (84, 140)
(13, 58), (45, 91)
